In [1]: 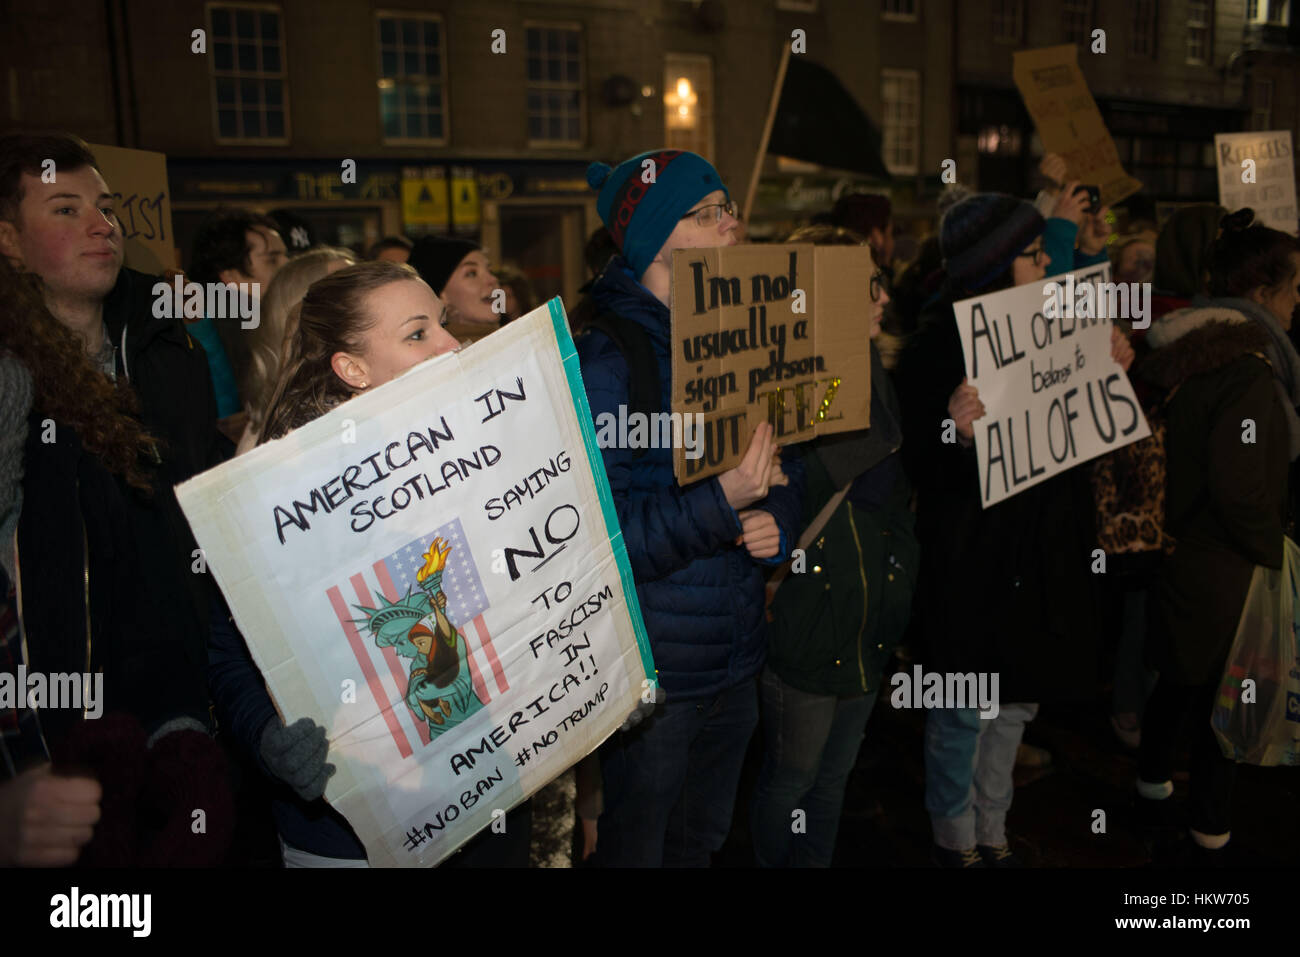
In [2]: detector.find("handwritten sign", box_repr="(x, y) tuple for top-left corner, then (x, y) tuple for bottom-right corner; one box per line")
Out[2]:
(954, 264), (1151, 508)
(89, 143), (176, 273)
(176, 300), (654, 866)
(669, 244), (871, 482)
(1215, 130), (1298, 236)
(1012, 45), (1142, 208)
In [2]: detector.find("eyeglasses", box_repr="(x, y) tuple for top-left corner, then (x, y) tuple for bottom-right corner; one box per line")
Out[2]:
(870, 270), (890, 303)
(680, 200), (739, 228)
(1017, 248), (1046, 265)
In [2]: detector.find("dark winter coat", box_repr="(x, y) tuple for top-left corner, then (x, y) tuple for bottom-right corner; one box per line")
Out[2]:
(576, 257), (805, 700)
(767, 344), (919, 697)
(102, 267), (233, 691)
(894, 296), (1101, 703)
(1140, 306), (1290, 685)
(15, 416), (212, 748)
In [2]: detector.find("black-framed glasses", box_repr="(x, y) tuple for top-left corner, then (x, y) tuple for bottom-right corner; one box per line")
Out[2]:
(870, 270), (890, 303)
(681, 200), (739, 228)
(1017, 248), (1046, 265)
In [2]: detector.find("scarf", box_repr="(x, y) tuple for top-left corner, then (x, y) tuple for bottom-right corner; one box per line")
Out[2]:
(1216, 296), (1300, 460)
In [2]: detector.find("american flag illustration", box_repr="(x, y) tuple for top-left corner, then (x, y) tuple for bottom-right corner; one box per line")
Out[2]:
(325, 518), (509, 759)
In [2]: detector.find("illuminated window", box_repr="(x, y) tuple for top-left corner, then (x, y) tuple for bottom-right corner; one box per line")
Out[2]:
(664, 54), (713, 160)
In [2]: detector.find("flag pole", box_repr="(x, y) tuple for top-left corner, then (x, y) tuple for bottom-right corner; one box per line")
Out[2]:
(742, 42), (792, 225)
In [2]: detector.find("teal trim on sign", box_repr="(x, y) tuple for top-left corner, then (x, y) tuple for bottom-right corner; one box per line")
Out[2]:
(546, 297), (656, 684)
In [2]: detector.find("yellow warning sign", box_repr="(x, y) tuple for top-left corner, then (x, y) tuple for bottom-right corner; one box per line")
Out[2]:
(401, 174), (449, 228)
(451, 166), (480, 228)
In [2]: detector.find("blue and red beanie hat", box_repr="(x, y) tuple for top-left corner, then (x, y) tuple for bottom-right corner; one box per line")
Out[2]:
(586, 149), (728, 278)
(940, 193), (1046, 296)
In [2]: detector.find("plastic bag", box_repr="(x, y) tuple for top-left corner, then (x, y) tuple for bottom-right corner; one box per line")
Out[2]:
(1212, 537), (1300, 765)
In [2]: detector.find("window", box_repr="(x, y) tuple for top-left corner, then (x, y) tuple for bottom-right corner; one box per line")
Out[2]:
(375, 13), (446, 143)
(881, 69), (920, 175)
(664, 54), (713, 160)
(992, 0), (1023, 42)
(526, 24), (583, 146)
(207, 3), (288, 143)
(1266, 0), (1288, 23)
(1186, 0), (1212, 64)
(1130, 0), (1157, 57)
(882, 0), (918, 22)
(1253, 79), (1273, 130)
(1063, 0), (1092, 44)
(1246, 0), (1259, 18)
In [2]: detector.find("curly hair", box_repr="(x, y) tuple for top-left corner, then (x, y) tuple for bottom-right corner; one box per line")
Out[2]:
(0, 256), (157, 489)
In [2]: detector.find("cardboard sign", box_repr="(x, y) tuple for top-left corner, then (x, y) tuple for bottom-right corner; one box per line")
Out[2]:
(953, 264), (1151, 508)
(89, 143), (176, 273)
(1215, 131), (1298, 236)
(669, 244), (872, 483)
(1012, 46), (1142, 208)
(176, 300), (655, 866)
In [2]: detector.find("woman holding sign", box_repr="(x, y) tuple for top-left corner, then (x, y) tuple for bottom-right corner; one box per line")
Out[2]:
(895, 193), (1134, 868)
(210, 260), (533, 867)
(1135, 211), (1299, 864)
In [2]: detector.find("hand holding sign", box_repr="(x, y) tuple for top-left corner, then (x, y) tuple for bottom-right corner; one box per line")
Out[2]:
(1111, 325), (1135, 372)
(718, 422), (777, 510)
(948, 377), (986, 446)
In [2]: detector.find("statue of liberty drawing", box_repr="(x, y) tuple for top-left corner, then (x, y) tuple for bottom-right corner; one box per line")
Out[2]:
(357, 538), (486, 737)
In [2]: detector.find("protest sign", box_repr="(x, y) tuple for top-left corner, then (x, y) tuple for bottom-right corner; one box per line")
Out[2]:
(953, 264), (1151, 508)
(1215, 130), (1298, 236)
(669, 243), (872, 483)
(1012, 46), (1142, 208)
(176, 300), (654, 866)
(89, 143), (177, 273)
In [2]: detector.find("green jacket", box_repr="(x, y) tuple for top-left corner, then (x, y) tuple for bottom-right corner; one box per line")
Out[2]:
(767, 441), (919, 699)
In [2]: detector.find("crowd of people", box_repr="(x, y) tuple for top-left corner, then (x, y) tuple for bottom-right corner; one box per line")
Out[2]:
(1, 128), (1298, 869)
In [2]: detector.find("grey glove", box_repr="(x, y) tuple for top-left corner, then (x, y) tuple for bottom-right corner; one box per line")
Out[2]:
(259, 717), (336, 801)
(620, 682), (665, 732)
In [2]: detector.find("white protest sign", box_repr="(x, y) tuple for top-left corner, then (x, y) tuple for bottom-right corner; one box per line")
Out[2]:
(176, 300), (654, 866)
(1215, 130), (1298, 236)
(953, 264), (1151, 508)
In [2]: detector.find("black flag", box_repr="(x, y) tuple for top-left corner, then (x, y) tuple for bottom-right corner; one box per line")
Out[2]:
(767, 57), (891, 180)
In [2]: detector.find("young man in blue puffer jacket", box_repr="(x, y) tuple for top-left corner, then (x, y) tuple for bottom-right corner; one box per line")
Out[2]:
(578, 150), (804, 867)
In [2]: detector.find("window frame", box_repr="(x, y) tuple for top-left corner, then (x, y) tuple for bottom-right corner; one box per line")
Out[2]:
(374, 10), (449, 147)
(881, 0), (920, 23)
(1062, 0), (1093, 45)
(881, 68), (922, 176)
(1186, 0), (1213, 65)
(663, 53), (715, 163)
(205, 1), (290, 146)
(991, 0), (1024, 44)
(1129, 0), (1158, 58)
(524, 20), (586, 149)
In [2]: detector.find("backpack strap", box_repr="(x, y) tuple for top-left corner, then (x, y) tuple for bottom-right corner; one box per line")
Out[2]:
(580, 310), (662, 460)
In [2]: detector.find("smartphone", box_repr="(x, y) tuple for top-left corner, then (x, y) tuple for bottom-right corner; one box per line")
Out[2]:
(1073, 184), (1101, 214)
